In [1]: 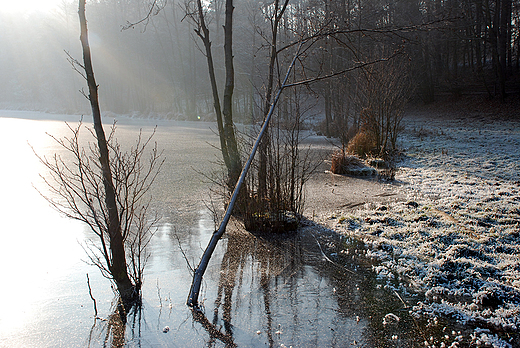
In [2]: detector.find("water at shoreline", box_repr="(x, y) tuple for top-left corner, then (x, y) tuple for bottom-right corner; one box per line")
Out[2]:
(0, 111), (455, 347)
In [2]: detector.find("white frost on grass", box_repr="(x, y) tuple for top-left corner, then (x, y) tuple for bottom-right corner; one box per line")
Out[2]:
(316, 113), (520, 346)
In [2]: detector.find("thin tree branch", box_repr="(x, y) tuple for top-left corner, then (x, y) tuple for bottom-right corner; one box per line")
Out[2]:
(122, 0), (166, 31)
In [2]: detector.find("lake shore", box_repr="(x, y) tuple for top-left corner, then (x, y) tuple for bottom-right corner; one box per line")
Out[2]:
(2, 105), (518, 347)
(305, 107), (520, 348)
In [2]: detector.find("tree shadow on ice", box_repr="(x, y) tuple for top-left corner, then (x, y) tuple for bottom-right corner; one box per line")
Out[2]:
(188, 221), (462, 347)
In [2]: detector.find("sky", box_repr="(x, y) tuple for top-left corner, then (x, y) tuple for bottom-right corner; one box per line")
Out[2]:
(0, 0), (66, 14)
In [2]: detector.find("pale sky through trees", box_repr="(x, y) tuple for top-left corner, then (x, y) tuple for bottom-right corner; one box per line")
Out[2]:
(0, 0), (63, 14)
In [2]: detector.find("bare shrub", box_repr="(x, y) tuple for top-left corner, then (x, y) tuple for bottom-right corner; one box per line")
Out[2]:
(356, 56), (414, 156)
(36, 122), (163, 298)
(243, 88), (319, 233)
(330, 151), (377, 176)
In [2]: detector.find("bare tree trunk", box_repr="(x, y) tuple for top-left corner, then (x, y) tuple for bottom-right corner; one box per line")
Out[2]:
(222, 0), (241, 186)
(516, 30), (520, 71)
(499, 0), (512, 98)
(485, 0), (507, 100)
(324, 82), (332, 137)
(78, 0), (135, 306)
(194, 0), (231, 172)
(475, 0), (493, 97)
(192, 0), (241, 187)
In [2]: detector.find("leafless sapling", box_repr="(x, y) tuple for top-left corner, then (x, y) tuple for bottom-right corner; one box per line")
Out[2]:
(36, 0), (163, 309)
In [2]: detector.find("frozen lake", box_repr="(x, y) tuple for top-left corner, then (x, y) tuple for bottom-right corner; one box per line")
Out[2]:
(0, 110), (451, 347)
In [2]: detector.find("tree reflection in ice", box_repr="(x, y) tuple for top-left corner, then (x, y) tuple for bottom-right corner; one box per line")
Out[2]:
(192, 226), (365, 347)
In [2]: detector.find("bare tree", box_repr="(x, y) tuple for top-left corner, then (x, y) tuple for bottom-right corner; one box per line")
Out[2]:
(187, 42), (302, 308)
(36, 123), (163, 308)
(36, 0), (163, 309)
(244, 84), (319, 232)
(185, 0), (242, 188)
(257, 0), (290, 201)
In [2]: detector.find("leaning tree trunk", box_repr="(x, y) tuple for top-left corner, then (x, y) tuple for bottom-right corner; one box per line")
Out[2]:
(78, 0), (135, 307)
(187, 43), (302, 308)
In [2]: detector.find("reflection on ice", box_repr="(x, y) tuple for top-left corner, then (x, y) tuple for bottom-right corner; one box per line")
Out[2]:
(184, 226), (377, 347)
(0, 113), (460, 347)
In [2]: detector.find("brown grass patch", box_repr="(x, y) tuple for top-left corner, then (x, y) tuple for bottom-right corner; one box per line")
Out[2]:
(346, 130), (376, 158)
(331, 152), (364, 174)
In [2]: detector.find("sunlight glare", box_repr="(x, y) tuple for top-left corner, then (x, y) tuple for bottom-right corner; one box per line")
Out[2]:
(0, 0), (67, 14)
(0, 117), (87, 337)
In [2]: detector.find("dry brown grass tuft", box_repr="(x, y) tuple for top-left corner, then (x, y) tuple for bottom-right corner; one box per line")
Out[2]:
(346, 129), (376, 158)
(331, 151), (365, 174)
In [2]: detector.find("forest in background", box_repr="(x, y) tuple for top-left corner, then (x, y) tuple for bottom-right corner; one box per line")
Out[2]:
(1, 0), (518, 127)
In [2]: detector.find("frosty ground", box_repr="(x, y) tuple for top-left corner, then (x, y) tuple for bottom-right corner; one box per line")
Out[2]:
(307, 105), (520, 347)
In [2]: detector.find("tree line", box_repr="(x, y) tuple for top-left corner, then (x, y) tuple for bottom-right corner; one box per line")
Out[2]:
(1, 0), (517, 118)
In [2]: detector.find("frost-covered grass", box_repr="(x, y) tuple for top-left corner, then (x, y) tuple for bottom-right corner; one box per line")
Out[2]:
(317, 112), (520, 347)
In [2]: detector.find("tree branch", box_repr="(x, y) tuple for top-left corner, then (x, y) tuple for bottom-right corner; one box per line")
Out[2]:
(121, 0), (166, 32)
